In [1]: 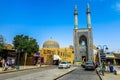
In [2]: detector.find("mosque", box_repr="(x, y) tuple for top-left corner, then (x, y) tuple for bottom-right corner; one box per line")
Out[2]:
(39, 39), (74, 65)
(39, 3), (93, 65)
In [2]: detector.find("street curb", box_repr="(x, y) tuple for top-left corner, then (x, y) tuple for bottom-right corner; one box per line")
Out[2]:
(96, 68), (102, 80)
(53, 68), (77, 80)
(0, 66), (47, 74)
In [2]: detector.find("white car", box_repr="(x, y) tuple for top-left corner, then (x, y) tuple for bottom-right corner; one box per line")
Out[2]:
(58, 61), (70, 69)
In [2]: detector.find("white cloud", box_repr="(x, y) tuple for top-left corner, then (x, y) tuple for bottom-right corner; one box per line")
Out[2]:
(116, 3), (120, 11)
(111, 1), (120, 13)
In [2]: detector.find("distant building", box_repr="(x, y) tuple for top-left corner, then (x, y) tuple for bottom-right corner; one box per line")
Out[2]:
(106, 53), (120, 65)
(0, 44), (16, 60)
(39, 39), (74, 65)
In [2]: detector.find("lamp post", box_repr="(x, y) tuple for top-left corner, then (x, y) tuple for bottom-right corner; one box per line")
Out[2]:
(16, 49), (20, 70)
(96, 45), (108, 65)
(16, 48), (23, 70)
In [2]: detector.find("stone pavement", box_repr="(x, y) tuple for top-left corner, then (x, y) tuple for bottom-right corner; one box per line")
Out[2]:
(1, 66), (77, 80)
(97, 66), (120, 80)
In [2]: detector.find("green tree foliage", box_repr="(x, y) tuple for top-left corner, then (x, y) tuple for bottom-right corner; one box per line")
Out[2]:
(13, 34), (39, 54)
(0, 35), (6, 50)
(0, 44), (4, 50)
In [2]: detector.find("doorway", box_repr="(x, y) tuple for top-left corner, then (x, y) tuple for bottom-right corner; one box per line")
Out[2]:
(79, 35), (88, 61)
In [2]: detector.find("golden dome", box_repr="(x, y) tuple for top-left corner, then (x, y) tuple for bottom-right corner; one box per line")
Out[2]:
(43, 39), (59, 48)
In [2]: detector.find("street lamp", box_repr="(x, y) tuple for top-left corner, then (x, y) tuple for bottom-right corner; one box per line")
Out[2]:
(96, 45), (108, 65)
(97, 45), (108, 54)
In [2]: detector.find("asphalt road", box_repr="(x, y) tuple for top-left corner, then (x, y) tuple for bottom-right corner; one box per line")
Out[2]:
(0, 65), (57, 80)
(57, 65), (100, 80)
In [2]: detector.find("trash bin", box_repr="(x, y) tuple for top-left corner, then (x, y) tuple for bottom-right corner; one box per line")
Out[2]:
(16, 65), (19, 70)
(109, 65), (114, 72)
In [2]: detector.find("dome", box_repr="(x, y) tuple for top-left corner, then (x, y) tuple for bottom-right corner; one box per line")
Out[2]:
(43, 40), (60, 48)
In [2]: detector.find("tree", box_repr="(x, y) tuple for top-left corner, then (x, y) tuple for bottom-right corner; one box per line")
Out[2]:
(0, 35), (6, 50)
(13, 34), (39, 66)
(13, 34), (39, 53)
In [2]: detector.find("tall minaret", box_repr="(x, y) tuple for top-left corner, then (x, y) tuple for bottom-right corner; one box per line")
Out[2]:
(86, 3), (91, 28)
(86, 3), (93, 61)
(74, 5), (78, 29)
(73, 5), (79, 61)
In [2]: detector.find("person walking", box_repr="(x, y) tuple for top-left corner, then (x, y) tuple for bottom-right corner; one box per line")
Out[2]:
(11, 58), (15, 68)
(1, 58), (5, 71)
(4, 61), (8, 71)
(101, 61), (106, 76)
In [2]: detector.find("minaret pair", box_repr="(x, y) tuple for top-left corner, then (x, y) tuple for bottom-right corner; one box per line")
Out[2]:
(74, 3), (91, 29)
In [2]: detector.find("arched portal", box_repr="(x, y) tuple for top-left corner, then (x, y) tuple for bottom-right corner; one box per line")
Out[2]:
(79, 35), (88, 62)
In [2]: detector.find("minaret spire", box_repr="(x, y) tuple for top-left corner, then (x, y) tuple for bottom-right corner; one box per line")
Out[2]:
(74, 5), (78, 29)
(86, 3), (91, 28)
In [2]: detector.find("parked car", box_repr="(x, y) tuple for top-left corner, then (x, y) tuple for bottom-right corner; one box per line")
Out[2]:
(58, 61), (70, 69)
(68, 62), (71, 67)
(85, 61), (95, 70)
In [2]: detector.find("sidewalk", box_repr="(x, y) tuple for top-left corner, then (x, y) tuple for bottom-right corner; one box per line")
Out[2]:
(96, 66), (120, 80)
(0, 65), (48, 74)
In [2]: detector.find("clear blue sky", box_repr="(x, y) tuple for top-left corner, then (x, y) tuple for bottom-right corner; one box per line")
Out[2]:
(0, 0), (120, 52)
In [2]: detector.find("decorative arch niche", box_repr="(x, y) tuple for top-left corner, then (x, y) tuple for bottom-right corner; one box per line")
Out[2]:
(79, 35), (88, 62)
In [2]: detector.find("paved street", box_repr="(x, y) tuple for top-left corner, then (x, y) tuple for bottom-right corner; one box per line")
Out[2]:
(57, 65), (100, 80)
(0, 65), (77, 80)
(1, 65), (120, 80)
(0, 65), (57, 80)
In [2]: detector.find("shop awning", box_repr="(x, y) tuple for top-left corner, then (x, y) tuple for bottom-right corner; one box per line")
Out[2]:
(106, 54), (115, 58)
(53, 55), (61, 60)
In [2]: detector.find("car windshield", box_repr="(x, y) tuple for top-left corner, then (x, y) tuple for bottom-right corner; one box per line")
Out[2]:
(86, 62), (92, 65)
(86, 61), (94, 65)
(60, 62), (67, 64)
